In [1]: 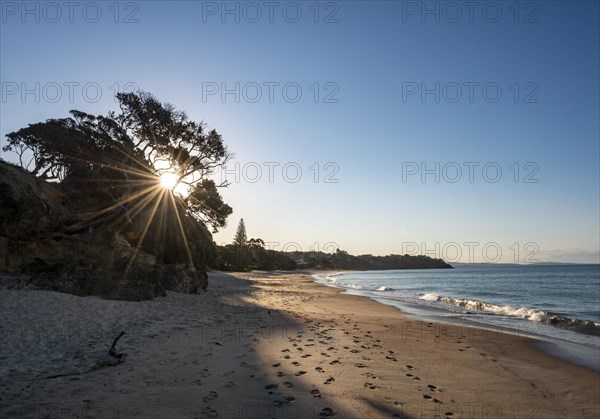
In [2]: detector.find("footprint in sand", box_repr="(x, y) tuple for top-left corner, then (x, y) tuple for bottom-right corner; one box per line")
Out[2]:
(423, 394), (442, 403)
(311, 389), (322, 398)
(272, 363), (281, 367)
(315, 367), (324, 373)
(202, 391), (218, 402)
(301, 354), (312, 358)
(264, 384), (278, 390)
(291, 361), (301, 366)
(355, 363), (367, 368)
(324, 376), (335, 384)
(295, 371), (307, 376)
(277, 372), (285, 377)
(364, 382), (378, 389)
(320, 407), (335, 418)
(274, 395), (296, 407)
(202, 406), (219, 417)
(283, 381), (294, 388)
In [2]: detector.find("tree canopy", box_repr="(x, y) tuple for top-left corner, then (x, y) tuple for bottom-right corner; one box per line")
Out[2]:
(3, 91), (233, 234)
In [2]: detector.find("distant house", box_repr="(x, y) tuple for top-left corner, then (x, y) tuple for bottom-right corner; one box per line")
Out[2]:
(295, 257), (309, 266)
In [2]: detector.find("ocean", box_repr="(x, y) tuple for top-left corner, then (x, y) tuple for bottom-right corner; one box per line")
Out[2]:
(313, 264), (600, 369)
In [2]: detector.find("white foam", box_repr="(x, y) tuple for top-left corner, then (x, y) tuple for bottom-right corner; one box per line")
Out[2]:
(425, 294), (550, 322)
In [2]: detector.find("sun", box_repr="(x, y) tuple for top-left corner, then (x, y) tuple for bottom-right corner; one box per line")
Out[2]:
(160, 172), (178, 190)
(159, 172), (188, 196)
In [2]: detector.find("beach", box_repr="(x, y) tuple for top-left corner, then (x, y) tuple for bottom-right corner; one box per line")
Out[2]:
(1, 271), (599, 419)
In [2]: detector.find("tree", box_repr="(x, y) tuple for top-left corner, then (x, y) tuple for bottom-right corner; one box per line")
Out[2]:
(2, 91), (232, 235)
(233, 218), (248, 248)
(248, 238), (265, 248)
(230, 218), (249, 270)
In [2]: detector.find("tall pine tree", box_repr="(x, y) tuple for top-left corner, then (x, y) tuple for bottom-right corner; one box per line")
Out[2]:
(232, 218), (248, 269)
(233, 218), (247, 248)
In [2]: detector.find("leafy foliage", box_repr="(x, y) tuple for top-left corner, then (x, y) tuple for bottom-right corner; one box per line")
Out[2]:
(3, 91), (232, 239)
(216, 243), (297, 271)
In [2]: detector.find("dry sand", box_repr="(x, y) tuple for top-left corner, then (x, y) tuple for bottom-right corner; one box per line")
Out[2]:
(1, 271), (598, 418)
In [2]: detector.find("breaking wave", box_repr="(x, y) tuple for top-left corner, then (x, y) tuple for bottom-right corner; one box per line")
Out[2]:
(420, 294), (600, 336)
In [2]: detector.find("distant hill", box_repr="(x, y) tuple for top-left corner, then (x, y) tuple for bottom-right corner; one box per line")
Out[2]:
(290, 250), (452, 271)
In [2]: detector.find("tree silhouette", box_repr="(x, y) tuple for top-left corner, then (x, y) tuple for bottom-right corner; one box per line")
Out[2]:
(233, 218), (248, 248)
(3, 91), (232, 235)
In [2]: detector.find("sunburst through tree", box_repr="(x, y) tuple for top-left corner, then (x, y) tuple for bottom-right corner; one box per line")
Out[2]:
(3, 91), (233, 282)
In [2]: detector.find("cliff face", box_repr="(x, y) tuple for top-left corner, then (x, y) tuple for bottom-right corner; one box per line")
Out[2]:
(0, 161), (207, 300)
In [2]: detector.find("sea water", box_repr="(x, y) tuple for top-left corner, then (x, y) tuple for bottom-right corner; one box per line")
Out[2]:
(313, 264), (600, 369)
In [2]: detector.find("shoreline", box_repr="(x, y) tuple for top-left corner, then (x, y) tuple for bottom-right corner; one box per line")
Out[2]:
(311, 271), (600, 372)
(1, 271), (599, 418)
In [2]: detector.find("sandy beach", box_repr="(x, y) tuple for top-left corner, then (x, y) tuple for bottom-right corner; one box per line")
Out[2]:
(1, 271), (599, 418)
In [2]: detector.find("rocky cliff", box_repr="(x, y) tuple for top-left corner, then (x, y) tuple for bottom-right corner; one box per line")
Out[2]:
(0, 160), (208, 300)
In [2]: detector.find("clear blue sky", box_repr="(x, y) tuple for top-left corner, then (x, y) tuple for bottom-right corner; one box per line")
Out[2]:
(1, 1), (599, 263)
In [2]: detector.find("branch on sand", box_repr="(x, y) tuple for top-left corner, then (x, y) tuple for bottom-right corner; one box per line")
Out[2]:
(46, 331), (127, 379)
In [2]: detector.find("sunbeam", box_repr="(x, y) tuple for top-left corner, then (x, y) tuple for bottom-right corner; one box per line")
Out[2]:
(122, 187), (167, 281)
